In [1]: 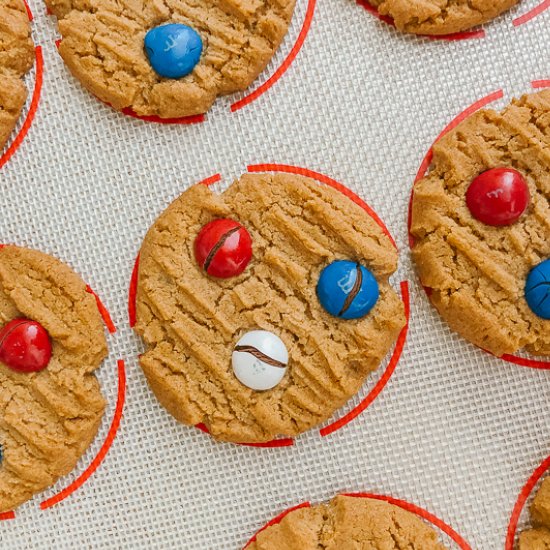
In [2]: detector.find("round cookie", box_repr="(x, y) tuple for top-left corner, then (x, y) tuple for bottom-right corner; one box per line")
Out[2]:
(0, 246), (107, 512)
(0, 0), (34, 150)
(134, 173), (405, 443)
(45, 0), (296, 118)
(246, 495), (448, 549)
(518, 477), (550, 549)
(366, 0), (519, 35)
(410, 90), (550, 357)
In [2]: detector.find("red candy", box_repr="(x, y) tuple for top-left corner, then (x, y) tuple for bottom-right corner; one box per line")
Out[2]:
(0, 319), (52, 373)
(466, 168), (530, 226)
(194, 218), (252, 278)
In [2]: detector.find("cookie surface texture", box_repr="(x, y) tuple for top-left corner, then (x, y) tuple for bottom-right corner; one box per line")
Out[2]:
(410, 90), (550, 357)
(0, 0), (34, 150)
(367, 0), (519, 35)
(0, 246), (107, 512)
(134, 173), (405, 443)
(519, 477), (550, 549)
(247, 495), (448, 549)
(45, 0), (296, 118)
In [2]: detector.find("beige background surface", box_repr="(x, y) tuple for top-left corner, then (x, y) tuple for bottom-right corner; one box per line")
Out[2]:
(0, 0), (549, 547)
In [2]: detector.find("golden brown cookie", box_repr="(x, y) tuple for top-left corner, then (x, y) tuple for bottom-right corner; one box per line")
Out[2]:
(367, 0), (519, 35)
(134, 173), (405, 443)
(247, 495), (448, 549)
(519, 529), (550, 550)
(45, 0), (296, 118)
(0, 246), (107, 512)
(0, 0), (34, 150)
(410, 90), (550, 357)
(519, 477), (550, 549)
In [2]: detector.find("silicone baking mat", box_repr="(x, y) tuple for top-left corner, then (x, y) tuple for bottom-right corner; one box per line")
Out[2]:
(1, 0), (549, 548)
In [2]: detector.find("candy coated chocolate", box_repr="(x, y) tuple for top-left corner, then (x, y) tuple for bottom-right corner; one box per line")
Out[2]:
(525, 259), (550, 320)
(317, 260), (379, 320)
(466, 168), (529, 226)
(232, 330), (288, 391)
(144, 23), (203, 79)
(194, 218), (252, 278)
(0, 318), (52, 373)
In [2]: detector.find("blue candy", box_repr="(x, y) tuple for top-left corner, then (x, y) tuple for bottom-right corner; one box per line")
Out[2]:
(317, 260), (379, 320)
(144, 24), (203, 79)
(525, 259), (550, 320)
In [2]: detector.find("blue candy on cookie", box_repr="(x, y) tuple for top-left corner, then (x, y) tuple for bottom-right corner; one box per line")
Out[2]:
(525, 259), (550, 320)
(317, 260), (379, 320)
(144, 23), (203, 79)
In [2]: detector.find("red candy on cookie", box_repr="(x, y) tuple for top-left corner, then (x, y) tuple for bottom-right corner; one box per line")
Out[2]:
(466, 168), (530, 226)
(194, 218), (252, 278)
(0, 318), (52, 373)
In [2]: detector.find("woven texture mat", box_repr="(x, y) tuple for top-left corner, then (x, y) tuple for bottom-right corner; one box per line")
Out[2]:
(1, 0), (549, 548)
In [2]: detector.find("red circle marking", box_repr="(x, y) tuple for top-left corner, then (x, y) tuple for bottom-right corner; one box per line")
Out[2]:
(128, 254), (140, 329)
(407, 87), (550, 370)
(120, 108), (205, 125)
(40, 359), (126, 510)
(505, 454), (550, 550)
(23, 0), (33, 20)
(320, 280), (409, 437)
(129, 167), (407, 444)
(0, 46), (44, 171)
(231, 0), (316, 112)
(0, 511), (16, 521)
(356, 0), (485, 40)
(243, 493), (471, 549)
(195, 423), (294, 448)
(86, 285), (117, 334)
(513, 0), (550, 26)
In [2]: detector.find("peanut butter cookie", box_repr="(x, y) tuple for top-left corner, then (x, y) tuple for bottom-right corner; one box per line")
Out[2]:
(0, 0), (34, 150)
(45, 0), (296, 118)
(0, 246), (107, 512)
(134, 173), (405, 443)
(247, 495), (448, 549)
(410, 90), (550, 357)
(367, 0), (518, 35)
(519, 477), (550, 549)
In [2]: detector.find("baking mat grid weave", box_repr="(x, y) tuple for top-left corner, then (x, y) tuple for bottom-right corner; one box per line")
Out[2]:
(1, 0), (550, 548)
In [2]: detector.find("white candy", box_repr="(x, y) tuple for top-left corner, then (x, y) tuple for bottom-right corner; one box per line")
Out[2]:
(232, 330), (289, 391)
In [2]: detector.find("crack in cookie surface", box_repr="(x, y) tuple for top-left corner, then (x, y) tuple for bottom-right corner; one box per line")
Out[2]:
(367, 0), (518, 35)
(134, 173), (405, 443)
(45, 0), (296, 118)
(247, 495), (448, 549)
(410, 90), (550, 357)
(0, 246), (107, 512)
(0, 0), (34, 150)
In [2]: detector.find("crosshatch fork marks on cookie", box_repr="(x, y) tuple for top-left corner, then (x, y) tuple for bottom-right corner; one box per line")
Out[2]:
(133, 172), (405, 443)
